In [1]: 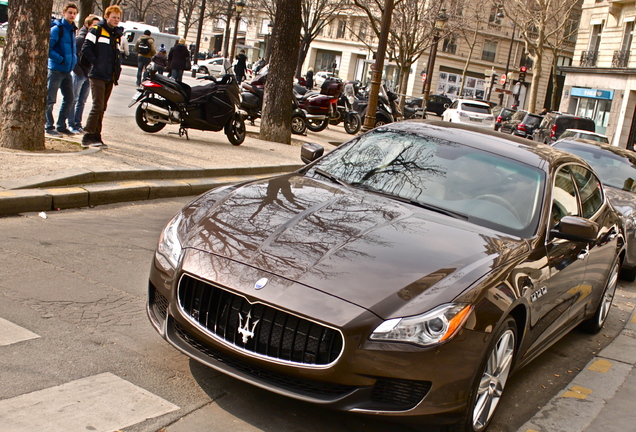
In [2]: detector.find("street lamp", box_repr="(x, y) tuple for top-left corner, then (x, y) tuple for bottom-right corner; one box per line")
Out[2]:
(497, 7), (517, 107)
(229, 0), (246, 61)
(422, 9), (448, 112)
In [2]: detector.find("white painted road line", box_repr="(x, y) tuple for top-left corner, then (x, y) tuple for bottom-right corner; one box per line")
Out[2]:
(0, 372), (179, 432)
(0, 317), (40, 346)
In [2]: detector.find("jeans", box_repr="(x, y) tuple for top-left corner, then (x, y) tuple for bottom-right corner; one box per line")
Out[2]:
(171, 68), (183, 82)
(45, 69), (74, 131)
(70, 72), (90, 129)
(137, 56), (151, 86)
(85, 78), (114, 137)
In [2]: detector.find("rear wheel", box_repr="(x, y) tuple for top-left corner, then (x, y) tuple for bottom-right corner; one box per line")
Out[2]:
(291, 113), (307, 135)
(225, 114), (246, 146)
(199, 66), (209, 75)
(306, 117), (330, 132)
(344, 113), (361, 134)
(581, 260), (619, 333)
(135, 103), (166, 133)
(374, 118), (388, 128)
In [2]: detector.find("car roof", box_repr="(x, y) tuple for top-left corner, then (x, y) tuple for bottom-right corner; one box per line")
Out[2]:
(455, 99), (491, 107)
(554, 138), (636, 162)
(377, 120), (588, 170)
(564, 129), (608, 138)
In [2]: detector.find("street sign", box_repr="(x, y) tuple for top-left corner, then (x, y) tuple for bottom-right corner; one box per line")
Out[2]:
(500, 73), (507, 85)
(495, 88), (512, 94)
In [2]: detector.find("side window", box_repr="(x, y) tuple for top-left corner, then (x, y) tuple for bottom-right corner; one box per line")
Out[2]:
(571, 165), (603, 218)
(450, 100), (458, 109)
(552, 166), (579, 227)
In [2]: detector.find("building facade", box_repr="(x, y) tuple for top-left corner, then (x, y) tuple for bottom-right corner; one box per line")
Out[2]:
(560, 0), (636, 148)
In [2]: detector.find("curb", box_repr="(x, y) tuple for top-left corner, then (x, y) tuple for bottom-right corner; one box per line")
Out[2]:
(0, 164), (303, 216)
(517, 308), (636, 432)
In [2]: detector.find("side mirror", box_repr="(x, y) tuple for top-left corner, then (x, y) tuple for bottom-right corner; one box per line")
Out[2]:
(301, 142), (324, 164)
(550, 216), (599, 243)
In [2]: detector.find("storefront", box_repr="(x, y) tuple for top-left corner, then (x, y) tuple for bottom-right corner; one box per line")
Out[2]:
(566, 87), (614, 135)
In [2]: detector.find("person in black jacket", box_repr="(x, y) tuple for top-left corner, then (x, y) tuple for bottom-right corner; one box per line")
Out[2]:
(168, 38), (190, 82)
(80, 5), (123, 148)
(234, 50), (248, 84)
(69, 14), (99, 133)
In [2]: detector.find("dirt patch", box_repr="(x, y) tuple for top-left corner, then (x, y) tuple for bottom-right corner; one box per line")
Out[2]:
(0, 137), (83, 153)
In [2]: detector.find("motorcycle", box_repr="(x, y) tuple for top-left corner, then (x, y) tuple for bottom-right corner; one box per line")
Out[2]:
(328, 81), (362, 134)
(295, 77), (344, 132)
(240, 68), (308, 135)
(354, 83), (401, 128)
(129, 72), (246, 145)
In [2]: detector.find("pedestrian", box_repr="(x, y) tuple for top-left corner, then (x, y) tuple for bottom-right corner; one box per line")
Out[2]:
(151, 44), (169, 75)
(234, 49), (248, 84)
(168, 38), (190, 82)
(69, 14), (99, 134)
(539, 107), (548, 115)
(305, 67), (314, 90)
(134, 29), (155, 87)
(46, 2), (79, 137)
(80, 5), (123, 149)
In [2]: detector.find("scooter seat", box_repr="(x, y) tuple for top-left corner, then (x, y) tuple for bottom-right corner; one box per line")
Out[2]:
(153, 74), (192, 102)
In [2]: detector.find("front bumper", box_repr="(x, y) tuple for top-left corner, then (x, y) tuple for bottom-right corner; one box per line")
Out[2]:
(147, 249), (488, 421)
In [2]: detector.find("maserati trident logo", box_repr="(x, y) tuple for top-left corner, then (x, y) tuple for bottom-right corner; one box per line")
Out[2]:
(254, 277), (269, 290)
(237, 311), (259, 343)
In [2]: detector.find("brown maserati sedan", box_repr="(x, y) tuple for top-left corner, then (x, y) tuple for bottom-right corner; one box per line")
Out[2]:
(148, 121), (624, 431)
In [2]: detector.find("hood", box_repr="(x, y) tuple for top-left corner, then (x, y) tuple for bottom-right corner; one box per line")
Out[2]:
(183, 174), (527, 317)
(605, 186), (636, 217)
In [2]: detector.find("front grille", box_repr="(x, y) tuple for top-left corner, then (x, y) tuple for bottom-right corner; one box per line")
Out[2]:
(174, 321), (357, 398)
(177, 274), (344, 366)
(370, 378), (432, 409)
(149, 283), (169, 325)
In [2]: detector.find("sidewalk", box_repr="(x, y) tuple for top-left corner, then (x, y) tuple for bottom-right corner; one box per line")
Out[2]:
(0, 115), (348, 216)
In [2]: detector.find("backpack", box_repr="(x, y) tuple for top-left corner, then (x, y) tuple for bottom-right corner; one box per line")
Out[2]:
(137, 38), (150, 55)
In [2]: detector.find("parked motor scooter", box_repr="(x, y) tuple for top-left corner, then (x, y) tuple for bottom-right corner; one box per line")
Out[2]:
(354, 83), (401, 128)
(295, 78), (344, 132)
(129, 72), (246, 145)
(328, 81), (362, 134)
(240, 68), (308, 135)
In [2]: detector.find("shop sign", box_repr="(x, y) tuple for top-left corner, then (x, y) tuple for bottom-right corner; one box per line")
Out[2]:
(571, 87), (614, 100)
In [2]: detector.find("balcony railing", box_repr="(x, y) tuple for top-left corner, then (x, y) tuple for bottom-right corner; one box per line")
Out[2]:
(580, 50), (598, 67)
(612, 50), (630, 68)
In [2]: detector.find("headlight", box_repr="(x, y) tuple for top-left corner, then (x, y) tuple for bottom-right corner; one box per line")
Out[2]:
(370, 303), (473, 347)
(157, 212), (184, 268)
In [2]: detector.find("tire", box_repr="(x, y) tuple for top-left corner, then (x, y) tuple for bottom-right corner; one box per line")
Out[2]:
(374, 118), (388, 128)
(344, 113), (361, 134)
(581, 260), (619, 334)
(135, 103), (166, 133)
(446, 317), (517, 432)
(306, 117), (330, 132)
(291, 113), (307, 135)
(199, 66), (208, 75)
(225, 114), (246, 146)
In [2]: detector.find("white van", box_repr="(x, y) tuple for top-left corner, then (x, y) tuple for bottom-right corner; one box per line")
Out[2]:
(120, 21), (180, 66)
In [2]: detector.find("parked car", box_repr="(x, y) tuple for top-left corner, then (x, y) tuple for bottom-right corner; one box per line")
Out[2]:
(492, 106), (516, 131)
(534, 112), (596, 144)
(314, 71), (336, 87)
(148, 120), (624, 432)
(559, 129), (609, 144)
(193, 57), (231, 76)
(441, 98), (494, 128)
(404, 94), (452, 119)
(552, 138), (636, 280)
(500, 111), (543, 139)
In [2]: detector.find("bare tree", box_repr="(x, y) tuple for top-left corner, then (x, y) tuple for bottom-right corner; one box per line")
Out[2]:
(455, 4), (489, 97)
(0, 0), (53, 150)
(260, 0), (302, 144)
(498, 0), (580, 112)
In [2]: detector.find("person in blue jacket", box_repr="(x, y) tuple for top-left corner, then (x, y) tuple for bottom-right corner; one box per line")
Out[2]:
(46, 2), (78, 137)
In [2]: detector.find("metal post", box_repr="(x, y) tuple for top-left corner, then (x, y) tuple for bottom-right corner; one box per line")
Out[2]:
(499, 21), (516, 106)
(191, 0), (206, 77)
(362, 0), (395, 131)
(230, 13), (241, 61)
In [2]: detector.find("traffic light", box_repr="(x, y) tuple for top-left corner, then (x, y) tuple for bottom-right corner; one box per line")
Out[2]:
(519, 66), (527, 83)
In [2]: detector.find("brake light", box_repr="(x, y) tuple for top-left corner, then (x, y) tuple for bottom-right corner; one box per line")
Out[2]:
(497, 115), (502, 123)
(517, 124), (526, 132)
(550, 124), (557, 139)
(142, 81), (162, 88)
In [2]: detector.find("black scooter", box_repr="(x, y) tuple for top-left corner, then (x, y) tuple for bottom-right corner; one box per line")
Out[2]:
(354, 83), (401, 128)
(129, 72), (246, 146)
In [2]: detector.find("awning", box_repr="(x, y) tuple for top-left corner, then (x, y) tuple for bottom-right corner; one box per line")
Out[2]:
(236, 44), (258, 50)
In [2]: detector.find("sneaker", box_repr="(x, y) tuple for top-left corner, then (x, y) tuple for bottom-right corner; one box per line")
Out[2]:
(70, 126), (84, 134)
(46, 129), (62, 137)
(89, 142), (108, 149)
(57, 127), (79, 135)
(81, 133), (100, 148)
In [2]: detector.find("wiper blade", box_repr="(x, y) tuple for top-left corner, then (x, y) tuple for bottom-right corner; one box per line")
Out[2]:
(313, 168), (350, 188)
(356, 188), (468, 220)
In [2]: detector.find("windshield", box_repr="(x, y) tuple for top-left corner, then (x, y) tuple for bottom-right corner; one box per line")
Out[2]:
(312, 130), (545, 237)
(461, 103), (491, 114)
(555, 142), (636, 191)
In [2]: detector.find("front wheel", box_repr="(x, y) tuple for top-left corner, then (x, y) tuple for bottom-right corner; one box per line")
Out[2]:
(225, 114), (246, 146)
(199, 66), (209, 75)
(291, 113), (307, 135)
(581, 260), (619, 333)
(306, 117), (330, 132)
(135, 103), (166, 133)
(344, 113), (361, 134)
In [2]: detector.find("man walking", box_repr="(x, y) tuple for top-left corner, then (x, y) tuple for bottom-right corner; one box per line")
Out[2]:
(80, 5), (123, 149)
(46, 2), (78, 137)
(135, 29), (155, 87)
(69, 14), (99, 133)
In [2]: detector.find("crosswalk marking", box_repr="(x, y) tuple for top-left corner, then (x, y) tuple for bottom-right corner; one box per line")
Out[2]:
(0, 372), (179, 432)
(0, 317), (40, 346)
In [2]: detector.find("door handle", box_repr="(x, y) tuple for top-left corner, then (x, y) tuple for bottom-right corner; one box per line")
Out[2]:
(577, 245), (590, 260)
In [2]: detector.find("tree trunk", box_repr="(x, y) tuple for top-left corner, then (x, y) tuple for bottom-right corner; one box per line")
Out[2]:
(260, 0), (302, 144)
(550, 52), (559, 111)
(222, 3), (234, 58)
(0, 0), (53, 151)
(397, 65), (410, 113)
(295, 37), (310, 79)
(79, 0), (94, 27)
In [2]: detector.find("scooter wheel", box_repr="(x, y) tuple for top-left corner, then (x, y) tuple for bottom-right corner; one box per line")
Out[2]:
(291, 113), (307, 135)
(306, 117), (329, 132)
(225, 114), (246, 146)
(344, 113), (361, 134)
(135, 103), (166, 133)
